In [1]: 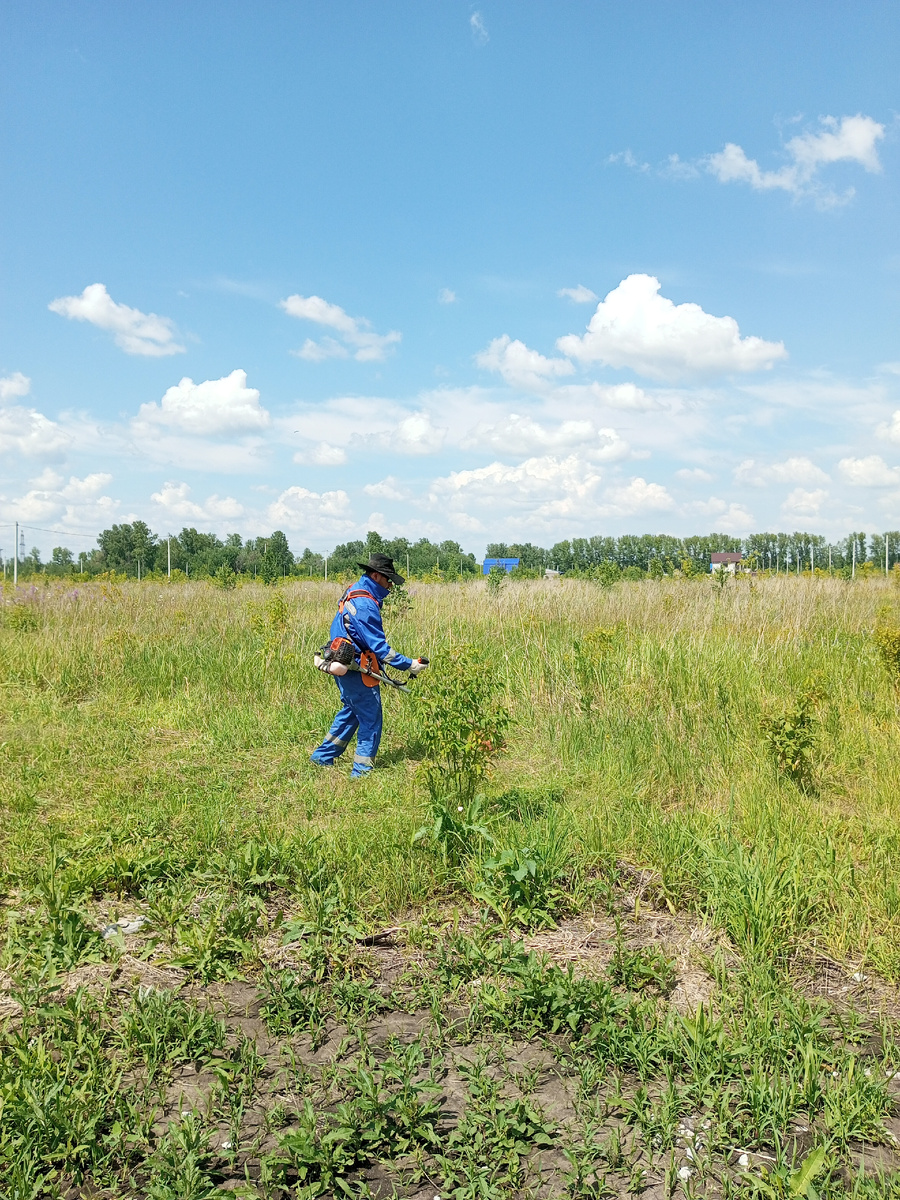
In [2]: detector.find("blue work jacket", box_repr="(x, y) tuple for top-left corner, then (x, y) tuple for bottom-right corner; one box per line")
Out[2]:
(329, 575), (413, 670)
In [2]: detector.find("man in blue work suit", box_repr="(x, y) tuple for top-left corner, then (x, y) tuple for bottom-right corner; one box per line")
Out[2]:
(310, 552), (428, 777)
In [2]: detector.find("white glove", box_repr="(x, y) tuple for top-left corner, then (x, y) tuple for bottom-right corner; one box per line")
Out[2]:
(409, 657), (429, 675)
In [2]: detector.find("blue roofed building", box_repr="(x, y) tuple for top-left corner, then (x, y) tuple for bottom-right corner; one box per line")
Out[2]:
(482, 557), (520, 575)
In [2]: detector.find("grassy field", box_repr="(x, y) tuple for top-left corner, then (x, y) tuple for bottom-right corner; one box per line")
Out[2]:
(2, 574), (900, 1198)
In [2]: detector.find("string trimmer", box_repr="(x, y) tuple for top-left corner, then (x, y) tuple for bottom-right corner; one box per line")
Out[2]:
(314, 637), (428, 695)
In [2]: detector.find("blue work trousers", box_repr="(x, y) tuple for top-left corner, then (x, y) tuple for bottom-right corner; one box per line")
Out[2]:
(311, 671), (383, 776)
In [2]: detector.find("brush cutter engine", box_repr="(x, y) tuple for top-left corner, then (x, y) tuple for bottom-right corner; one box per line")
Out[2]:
(314, 636), (355, 676)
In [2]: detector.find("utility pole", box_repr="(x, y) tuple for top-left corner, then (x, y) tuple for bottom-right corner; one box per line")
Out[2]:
(13, 521), (18, 586)
(811, 544), (814, 572)
(167, 537), (171, 578)
(829, 546), (832, 572)
(886, 534), (890, 576)
(324, 555), (328, 582)
(852, 539), (856, 578)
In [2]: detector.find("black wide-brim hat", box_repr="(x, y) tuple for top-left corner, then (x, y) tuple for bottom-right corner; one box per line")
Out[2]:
(357, 553), (405, 586)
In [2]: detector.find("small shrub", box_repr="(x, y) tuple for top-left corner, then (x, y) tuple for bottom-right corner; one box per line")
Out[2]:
(212, 562), (237, 589)
(382, 582), (411, 612)
(4, 602), (41, 631)
(571, 626), (619, 715)
(249, 591), (284, 633)
(592, 560), (621, 587)
(416, 649), (509, 807)
(251, 592), (290, 662)
(760, 679), (824, 787)
(485, 564), (506, 596)
(873, 624), (900, 678)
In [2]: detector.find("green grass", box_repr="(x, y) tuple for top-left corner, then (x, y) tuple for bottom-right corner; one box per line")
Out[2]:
(3, 573), (900, 1196)
(2, 574), (900, 971)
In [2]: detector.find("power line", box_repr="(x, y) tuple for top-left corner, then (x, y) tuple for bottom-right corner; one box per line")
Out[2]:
(18, 525), (99, 540)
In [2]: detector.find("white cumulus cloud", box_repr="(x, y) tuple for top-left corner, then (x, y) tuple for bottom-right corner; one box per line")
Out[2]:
(48, 283), (185, 357)
(602, 477), (675, 515)
(363, 476), (408, 501)
(687, 497), (755, 532)
(8, 470), (117, 526)
(555, 381), (659, 410)
(837, 455), (900, 486)
(734, 457), (830, 486)
(438, 288), (457, 304)
(0, 372), (31, 400)
(135, 370), (270, 436)
(366, 411), (447, 456)
(150, 481), (244, 523)
(781, 487), (828, 519)
(0, 400), (70, 458)
(281, 293), (401, 363)
(707, 115), (884, 206)
(306, 442), (348, 467)
(556, 275), (786, 382)
(676, 467), (714, 483)
(288, 396), (449, 459)
(295, 337), (350, 362)
(267, 485), (355, 537)
(557, 285), (598, 304)
(876, 411), (900, 444)
(430, 454), (604, 521)
(461, 413), (628, 460)
(476, 334), (574, 392)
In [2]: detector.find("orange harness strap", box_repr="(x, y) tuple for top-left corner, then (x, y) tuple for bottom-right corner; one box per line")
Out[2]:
(338, 588), (382, 687)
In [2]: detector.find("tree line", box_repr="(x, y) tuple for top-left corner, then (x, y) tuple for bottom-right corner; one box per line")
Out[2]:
(3, 525), (479, 582)
(487, 531), (900, 575)
(5, 524), (899, 583)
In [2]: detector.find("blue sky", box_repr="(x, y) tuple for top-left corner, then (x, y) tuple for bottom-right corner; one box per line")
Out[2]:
(2, 1), (899, 558)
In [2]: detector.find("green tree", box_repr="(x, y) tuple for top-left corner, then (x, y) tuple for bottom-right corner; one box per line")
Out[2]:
(267, 530), (294, 572)
(97, 521), (158, 576)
